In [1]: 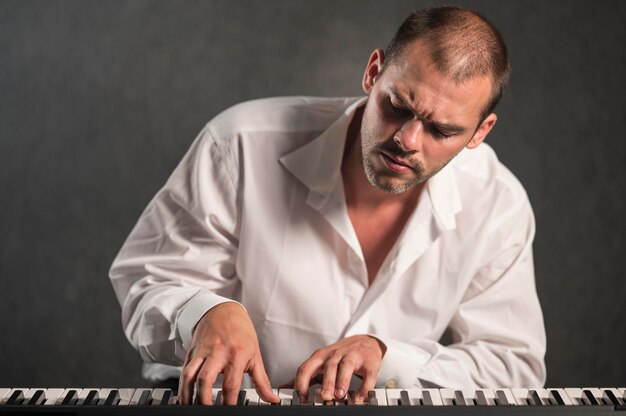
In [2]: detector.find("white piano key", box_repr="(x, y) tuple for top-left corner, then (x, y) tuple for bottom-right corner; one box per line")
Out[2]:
(96, 388), (130, 405)
(41, 388), (65, 406)
(397, 388), (444, 406)
(564, 387), (607, 405)
(536, 388), (558, 406)
(372, 389), (388, 406)
(511, 388), (557, 405)
(257, 388), (278, 405)
(114, 388), (136, 405)
(0, 388), (17, 405)
(129, 388), (151, 405)
(462, 389), (501, 406)
(0, 388), (11, 404)
(151, 388), (175, 405)
(547, 388), (574, 405)
(22, 388), (47, 405)
(311, 388), (323, 405)
(4, 388), (29, 405)
(278, 388), (293, 406)
(440, 389), (469, 406)
(95, 388), (115, 405)
(76, 388), (100, 405)
(244, 389), (260, 406)
(385, 388), (401, 406)
(599, 387), (625, 405)
(55, 388), (83, 405)
(510, 388), (529, 405)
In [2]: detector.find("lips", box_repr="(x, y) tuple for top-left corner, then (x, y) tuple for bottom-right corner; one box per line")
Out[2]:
(380, 152), (415, 173)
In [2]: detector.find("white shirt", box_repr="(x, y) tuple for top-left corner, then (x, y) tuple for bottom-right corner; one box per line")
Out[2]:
(109, 96), (546, 388)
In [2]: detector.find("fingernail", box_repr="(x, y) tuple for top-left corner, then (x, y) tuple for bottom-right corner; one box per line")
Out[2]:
(335, 388), (345, 398)
(322, 389), (332, 400)
(355, 394), (365, 403)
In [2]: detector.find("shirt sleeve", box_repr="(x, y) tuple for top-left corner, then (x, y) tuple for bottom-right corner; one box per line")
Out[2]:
(375, 196), (546, 388)
(109, 126), (243, 365)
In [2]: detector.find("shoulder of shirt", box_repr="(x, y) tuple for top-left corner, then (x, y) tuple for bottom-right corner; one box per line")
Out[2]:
(451, 142), (530, 208)
(202, 96), (363, 143)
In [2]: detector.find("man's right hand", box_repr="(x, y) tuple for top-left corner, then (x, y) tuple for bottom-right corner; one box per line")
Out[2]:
(178, 302), (279, 405)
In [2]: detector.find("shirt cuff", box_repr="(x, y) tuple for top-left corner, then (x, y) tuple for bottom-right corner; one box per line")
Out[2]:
(177, 290), (245, 350)
(372, 336), (431, 388)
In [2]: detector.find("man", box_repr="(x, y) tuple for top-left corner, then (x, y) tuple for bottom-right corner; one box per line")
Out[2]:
(110, 6), (546, 406)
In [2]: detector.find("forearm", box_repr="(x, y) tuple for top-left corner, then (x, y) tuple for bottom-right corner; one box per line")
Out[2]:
(110, 126), (242, 365)
(376, 335), (545, 389)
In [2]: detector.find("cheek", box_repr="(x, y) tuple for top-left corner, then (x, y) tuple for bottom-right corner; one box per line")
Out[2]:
(423, 139), (467, 164)
(363, 107), (400, 140)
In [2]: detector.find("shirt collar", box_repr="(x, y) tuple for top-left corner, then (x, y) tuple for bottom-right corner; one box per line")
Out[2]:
(426, 156), (463, 230)
(279, 96), (462, 230)
(279, 96), (367, 209)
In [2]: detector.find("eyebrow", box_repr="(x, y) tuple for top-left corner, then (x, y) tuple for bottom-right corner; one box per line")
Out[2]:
(389, 86), (468, 135)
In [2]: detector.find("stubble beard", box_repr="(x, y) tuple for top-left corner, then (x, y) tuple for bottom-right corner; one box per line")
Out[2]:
(361, 136), (428, 194)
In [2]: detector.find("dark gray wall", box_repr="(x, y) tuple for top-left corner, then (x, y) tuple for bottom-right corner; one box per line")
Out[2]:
(1, 0), (624, 388)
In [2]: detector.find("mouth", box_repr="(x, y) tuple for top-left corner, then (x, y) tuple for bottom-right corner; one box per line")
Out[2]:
(380, 151), (415, 174)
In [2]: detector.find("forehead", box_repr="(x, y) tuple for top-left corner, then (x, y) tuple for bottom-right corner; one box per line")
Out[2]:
(382, 40), (493, 123)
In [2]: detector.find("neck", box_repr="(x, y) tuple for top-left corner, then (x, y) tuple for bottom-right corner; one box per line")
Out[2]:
(341, 106), (423, 211)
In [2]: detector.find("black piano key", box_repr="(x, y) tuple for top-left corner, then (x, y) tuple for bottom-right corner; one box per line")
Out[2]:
(529, 390), (543, 406)
(61, 390), (78, 405)
(159, 390), (172, 406)
(603, 390), (621, 405)
(214, 391), (223, 406)
(137, 390), (152, 405)
(454, 390), (466, 406)
(82, 390), (99, 406)
(236, 390), (246, 406)
(345, 391), (356, 406)
(367, 391), (378, 406)
(6, 390), (25, 405)
(399, 390), (411, 406)
(495, 390), (510, 406)
(291, 391), (301, 405)
(103, 390), (120, 406)
(549, 390), (565, 406)
(422, 391), (434, 406)
(475, 391), (489, 406)
(583, 389), (600, 405)
(27, 390), (46, 406)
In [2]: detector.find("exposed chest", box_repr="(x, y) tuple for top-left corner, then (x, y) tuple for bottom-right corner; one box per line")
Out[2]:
(348, 205), (414, 285)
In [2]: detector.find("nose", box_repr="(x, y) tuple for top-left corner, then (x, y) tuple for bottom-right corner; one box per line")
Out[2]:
(393, 118), (423, 153)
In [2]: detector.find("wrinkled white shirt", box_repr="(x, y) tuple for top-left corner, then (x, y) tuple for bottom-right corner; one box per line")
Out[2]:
(109, 96), (546, 388)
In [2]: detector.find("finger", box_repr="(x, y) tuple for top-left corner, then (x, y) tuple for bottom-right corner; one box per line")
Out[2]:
(294, 352), (325, 402)
(178, 356), (204, 405)
(355, 366), (378, 403)
(249, 359), (280, 404)
(221, 362), (246, 405)
(320, 352), (341, 401)
(334, 356), (356, 400)
(196, 360), (222, 405)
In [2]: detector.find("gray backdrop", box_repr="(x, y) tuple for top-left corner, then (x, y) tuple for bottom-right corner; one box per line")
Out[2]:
(1, 0), (624, 388)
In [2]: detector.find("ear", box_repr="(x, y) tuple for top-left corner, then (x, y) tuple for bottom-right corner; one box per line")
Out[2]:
(362, 48), (385, 94)
(466, 113), (497, 149)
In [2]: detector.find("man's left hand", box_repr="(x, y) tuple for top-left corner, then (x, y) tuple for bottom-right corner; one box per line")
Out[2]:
(292, 335), (386, 403)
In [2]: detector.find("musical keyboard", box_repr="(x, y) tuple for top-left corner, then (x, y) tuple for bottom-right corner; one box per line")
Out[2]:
(1, 387), (625, 414)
